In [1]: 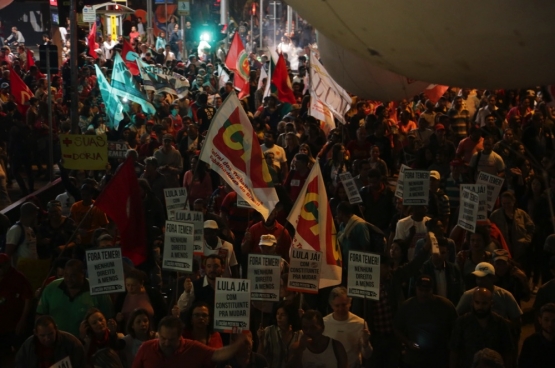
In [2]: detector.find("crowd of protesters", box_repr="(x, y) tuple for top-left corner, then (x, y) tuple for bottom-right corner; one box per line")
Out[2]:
(1, 10), (555, 368)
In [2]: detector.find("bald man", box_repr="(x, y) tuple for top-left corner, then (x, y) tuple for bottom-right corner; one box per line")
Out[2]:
(449, 288), (513, 368)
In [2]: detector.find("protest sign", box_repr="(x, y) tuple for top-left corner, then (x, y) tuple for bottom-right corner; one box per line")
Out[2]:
(339, 172), (363, 204)
(247, 254), (281, 301)
(237, 194), (252, 209)
(347, 251), (380, 300)
(460, 184), (487, 221)
(50, 356), (72, 368)
(402, 170), (430, 205)
(107, 141), (128, 159)
(395, 164), (411, 199)
(214, 278), (250, 333)
(476, 172), (504, 211)
(175, 210), (204, 255)
(164, 188), (189, 220)
(458, 189), (480, 232)
(162, 221), (194, 272)
(60, 134), (108, 170)
(287, 248), (322, 294)
(86, 248), (125, 295)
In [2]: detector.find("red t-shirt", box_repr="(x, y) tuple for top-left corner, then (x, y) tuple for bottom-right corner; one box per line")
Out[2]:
(0, 267), (33, 333)
(283, 169), (310, 204)
(181, 329), (223, 348)
(220, 192), (251, 233)
(247, 221), (291, 261)
(132, 338), (215, 368)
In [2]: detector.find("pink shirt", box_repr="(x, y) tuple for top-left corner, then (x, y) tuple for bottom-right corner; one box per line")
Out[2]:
(456, 137), (484, 163)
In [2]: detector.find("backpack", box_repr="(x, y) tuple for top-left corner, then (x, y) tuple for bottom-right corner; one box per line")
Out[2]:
(0, 221), (25, 254)
(348, 221), (387, 254)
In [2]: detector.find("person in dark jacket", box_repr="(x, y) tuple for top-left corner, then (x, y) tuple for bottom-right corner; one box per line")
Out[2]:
(360, 168), (396, 234)
(519, 302), (555, 368)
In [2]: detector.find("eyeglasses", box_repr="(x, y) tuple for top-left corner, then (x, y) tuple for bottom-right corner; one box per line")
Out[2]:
(193, 313), (209, 319)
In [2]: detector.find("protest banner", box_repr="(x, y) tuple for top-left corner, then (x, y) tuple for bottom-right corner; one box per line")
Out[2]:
(214, 278), (250, 333)
(287, 248), (322, 294)
(247, 254), (281, 301)
(476, 172), (504, 211)
(395, 164), (411, 199)
(86, 248), (125, 295)
(162, 221), (194, 272)
(347, 251), (380, 300)
(458, 189), (480, 232)
(164, 188), (189, 220)
(339, 172), (363, 204)
(107, 141), (128, 159)
(460, 184), (488, 221)
(402, 170), (430, 205)
(60, 134), (108, 170)
(175, 210), (204, 255)
(50, 356), (72, 368)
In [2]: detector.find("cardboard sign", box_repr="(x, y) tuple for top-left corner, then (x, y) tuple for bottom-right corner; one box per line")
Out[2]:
(50, 356), (72, 368)
(395, 164), (411, 199)
(347, 251), (380, 300)
(60, 134), (108, 170)
(287, 248), (322, 294)
(85, 248), (125, 295)
(175, 210), (204, 255)
(402, 170), (430, 205)
(458, 189), (480, 232)
(339, 172), (363, 204)
(107, 141), (128, 159)
(214, 278), (250, 333)
(162, 221), (194, 272)
(164, 188), (189, 220)
(460, 184), (487, 221)
(247, 254), (281, 301)
(475, 172), (504, 211)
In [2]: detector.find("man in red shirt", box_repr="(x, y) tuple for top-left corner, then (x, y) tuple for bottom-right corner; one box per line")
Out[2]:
(133, 316), (247, 368)
(283, 153), (311, 203)
(241, 209), (292, 264)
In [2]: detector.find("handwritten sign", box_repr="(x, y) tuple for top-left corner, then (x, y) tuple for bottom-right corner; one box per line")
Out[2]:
(347, 251), (380, 300)
(458, 189), (479, 232)
(175, 210), (204, 255)
(86, 248), (125, 296)
(395, 164), (411, 199)
(50, 356), (72, 368)
(164, 188), (189, 220)
(107, 141), (128, 159)
(402, 170), (430, 205)
(162, 221), (194, 272)
(287, 248), (322, 294)
(247, 254), (281, 301)
(339, 172), (363, 204)
(60, 134), (108, 170)
(214, 278), (250, 333)
(460, 184), (487, 221)
(475, 172), (504, 211)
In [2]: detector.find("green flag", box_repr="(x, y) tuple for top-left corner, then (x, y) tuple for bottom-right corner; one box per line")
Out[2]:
(95, 64), (124, 129)
(111, 52), (156, 115)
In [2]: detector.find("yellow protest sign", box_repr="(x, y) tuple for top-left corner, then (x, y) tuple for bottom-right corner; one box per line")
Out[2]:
(60, 134), (108, 170)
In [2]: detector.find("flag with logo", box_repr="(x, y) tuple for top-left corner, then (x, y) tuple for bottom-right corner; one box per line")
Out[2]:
(9, 67), (34, 115)
(122, 38), (140, 76)
(137, 59), (189, 99)
(25, 48), (35, 71)
(287, 162), (342, 288)
(88, 21), (98, 59)
(270, 53), (296, 104)
(95, 64), (124, 129)
(225, 32), (250, 99)
(199, 92), (278, 220)
(111, 52), (156, 115)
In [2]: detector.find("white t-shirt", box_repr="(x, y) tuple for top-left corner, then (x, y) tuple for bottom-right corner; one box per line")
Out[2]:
(6, 223), (37, 262)
(201, 238), (238, 278)
(394, 215), (431, 261)
(469, 150), (505, 176)
(261, 144), (287, 168)
(323, 312), (369, 368)
(55, 192), (76, 217)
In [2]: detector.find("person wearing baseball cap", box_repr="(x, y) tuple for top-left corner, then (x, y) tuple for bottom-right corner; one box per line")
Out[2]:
(203, 220), (238, 278)
(455, 262), (522, 327)
(491, 249), (530, 305)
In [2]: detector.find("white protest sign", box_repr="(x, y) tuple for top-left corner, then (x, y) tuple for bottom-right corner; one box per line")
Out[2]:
(460, 184), (487, 221)
(162, 221), (194, 272)
(395, 164), (411, 199)
(475, 172), (504, 211)
(287, 248), (322, 294)
(86, 248), (125, 296)
(175, 210), (204, 255)
(50, 356), (72, 368)
(247, 254), (281, 301)
(402, 170), (430, 205)
(458, 189), (480, 232)
(347, 251), (380, 300)
(164, 188), (189, 220)
(339, 172), (363, 204)
(214, 278), (250, 333)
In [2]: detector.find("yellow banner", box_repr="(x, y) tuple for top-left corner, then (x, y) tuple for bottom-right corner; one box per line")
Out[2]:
(111, 15), (117, 41)
(60, 134), (108, 170)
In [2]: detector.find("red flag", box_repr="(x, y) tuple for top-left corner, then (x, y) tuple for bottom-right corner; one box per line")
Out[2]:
(9, 67), (34, 115)
(270, 54), (296, 104)
(122, 39), (140, 76)
(95, 158), (147, 265)
(425, 85), (449, 104)
(88, 22), (98, 59)
(225, 32), (250, 99)
(26, 49), (35, 71)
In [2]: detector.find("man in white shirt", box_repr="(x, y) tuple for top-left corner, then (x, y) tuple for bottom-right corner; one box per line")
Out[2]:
(261, 131), (288, 178)
(469, 135), (505, 180)
(163, 44), (176, 63)
(394, 205), (431, 261)
(323, 286), (372, 368)
(475, 94), (499, 127)
(202, 220), (239, 278)
(460, 88), (480, 119)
